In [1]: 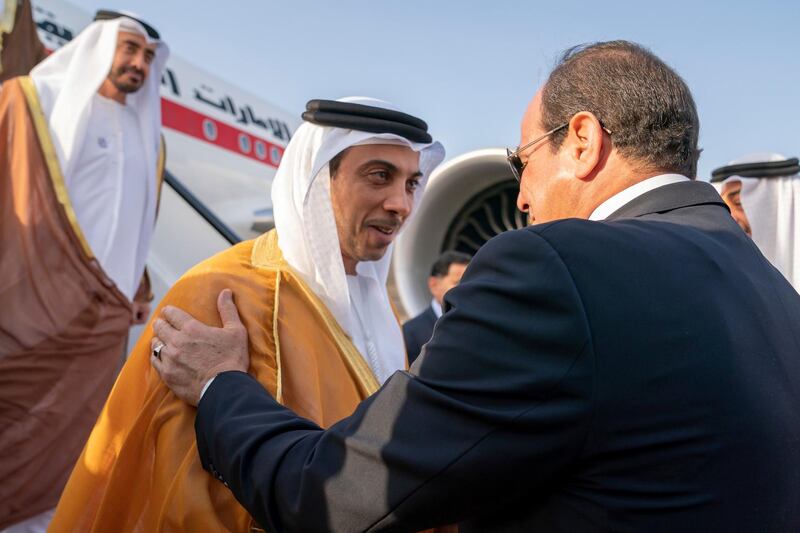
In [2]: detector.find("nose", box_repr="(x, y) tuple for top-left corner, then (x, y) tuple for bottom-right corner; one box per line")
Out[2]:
(516, 191), (529, 213)
(384, 182), (413, 218)
(130, 52), (147, 73)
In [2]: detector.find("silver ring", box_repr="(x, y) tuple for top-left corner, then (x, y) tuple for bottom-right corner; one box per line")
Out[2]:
(152, 342), (165, 360)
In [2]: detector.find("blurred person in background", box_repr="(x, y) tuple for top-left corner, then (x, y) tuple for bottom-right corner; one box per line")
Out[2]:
(403, 250), (470, 364)
(713, 153), (799, 291)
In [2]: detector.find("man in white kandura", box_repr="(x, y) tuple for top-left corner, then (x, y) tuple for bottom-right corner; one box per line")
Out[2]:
(0, 10), (168, 531)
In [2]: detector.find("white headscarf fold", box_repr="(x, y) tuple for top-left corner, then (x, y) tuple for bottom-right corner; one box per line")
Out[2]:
(272, 97), (445, 376)
(28, 15), (168, 298)
(714, 152), (800, 291)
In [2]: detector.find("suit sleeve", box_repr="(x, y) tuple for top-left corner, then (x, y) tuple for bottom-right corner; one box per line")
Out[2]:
(196, 228), (595, 532)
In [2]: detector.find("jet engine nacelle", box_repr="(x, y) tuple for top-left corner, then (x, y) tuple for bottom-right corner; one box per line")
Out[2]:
(393, 148), (524, 317)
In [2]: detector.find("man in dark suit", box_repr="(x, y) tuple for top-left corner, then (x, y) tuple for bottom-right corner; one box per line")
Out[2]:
(403, 251), (470, 364)
(152, 40), (800, 532)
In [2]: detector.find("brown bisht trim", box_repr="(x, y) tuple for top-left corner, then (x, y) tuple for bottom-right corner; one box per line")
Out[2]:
(0, 76), (132, 528)
(133, 268), (154, 303)
(0, 0), (47, 82)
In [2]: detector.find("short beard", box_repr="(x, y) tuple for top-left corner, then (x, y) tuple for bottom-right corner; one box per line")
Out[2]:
(109, 66), (144, 94)
(345, 235), (387, 264)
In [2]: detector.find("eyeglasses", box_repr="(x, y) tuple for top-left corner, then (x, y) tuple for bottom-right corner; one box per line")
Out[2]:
(506, 123), (568, 182)
(506, 122), (612, 182)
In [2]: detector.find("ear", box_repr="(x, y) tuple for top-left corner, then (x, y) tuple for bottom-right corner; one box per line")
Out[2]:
(564, 112), (607, 181)
(427, 276), (438, 293)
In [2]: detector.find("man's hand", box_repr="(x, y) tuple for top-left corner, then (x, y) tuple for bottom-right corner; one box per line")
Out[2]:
(151, 289), (249, 406)
(131, 301), (151, 325)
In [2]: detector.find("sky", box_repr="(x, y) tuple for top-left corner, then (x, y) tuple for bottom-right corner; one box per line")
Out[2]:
(69, 0), (800, 180)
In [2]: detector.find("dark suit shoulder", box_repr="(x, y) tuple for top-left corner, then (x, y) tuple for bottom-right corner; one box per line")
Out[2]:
(444, 226), (594, 370)
(470, 223), (574, 267)
(521, 209), (741, 270)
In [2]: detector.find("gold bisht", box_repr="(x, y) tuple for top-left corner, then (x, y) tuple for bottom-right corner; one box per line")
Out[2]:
(49, 230), (382, 532)
(0, 76), (134, 528)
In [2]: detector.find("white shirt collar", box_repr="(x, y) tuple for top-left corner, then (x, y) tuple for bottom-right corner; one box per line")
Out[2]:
(430, 298), (443, 318)
(589, 174), (690, 221)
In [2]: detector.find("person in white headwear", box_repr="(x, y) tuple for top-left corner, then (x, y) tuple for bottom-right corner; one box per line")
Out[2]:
(47, 97), (444, 532)
(0, 11), (168, 531)
(712, 153), (800, 291)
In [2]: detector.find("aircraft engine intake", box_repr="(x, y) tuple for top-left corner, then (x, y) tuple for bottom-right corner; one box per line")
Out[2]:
(392, 148), (525, 317)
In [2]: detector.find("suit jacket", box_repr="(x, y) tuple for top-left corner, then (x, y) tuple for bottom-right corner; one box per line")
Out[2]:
(403, 306), (437, 365)
(195, 181), (800, 532)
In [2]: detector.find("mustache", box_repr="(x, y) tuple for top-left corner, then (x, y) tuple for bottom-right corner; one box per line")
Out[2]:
(365, 217), (403, 231)
(116, 65), (145, 78)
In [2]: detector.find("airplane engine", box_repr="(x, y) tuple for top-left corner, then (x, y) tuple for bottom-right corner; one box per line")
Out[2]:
(392, 148), (524, 317)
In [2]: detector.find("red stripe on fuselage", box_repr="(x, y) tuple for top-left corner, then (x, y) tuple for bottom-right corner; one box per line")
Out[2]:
(160, 98), (284, 168)
(41, 45), (285, 168)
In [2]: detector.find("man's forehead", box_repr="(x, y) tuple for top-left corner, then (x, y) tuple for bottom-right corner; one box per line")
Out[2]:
(722, 180), (743, 195)
(448, 262), (468, 276)
(118, 30), (144, 44)
(117, 30), (157, 51)
(520, 89), (544, 142)
(346, 143), (419, 165)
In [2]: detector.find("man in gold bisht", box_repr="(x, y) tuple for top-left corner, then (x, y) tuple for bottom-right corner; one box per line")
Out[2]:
(0, 0), (47, 83)
(49, 98), (445, 531)
(0, 11), (168, 531)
